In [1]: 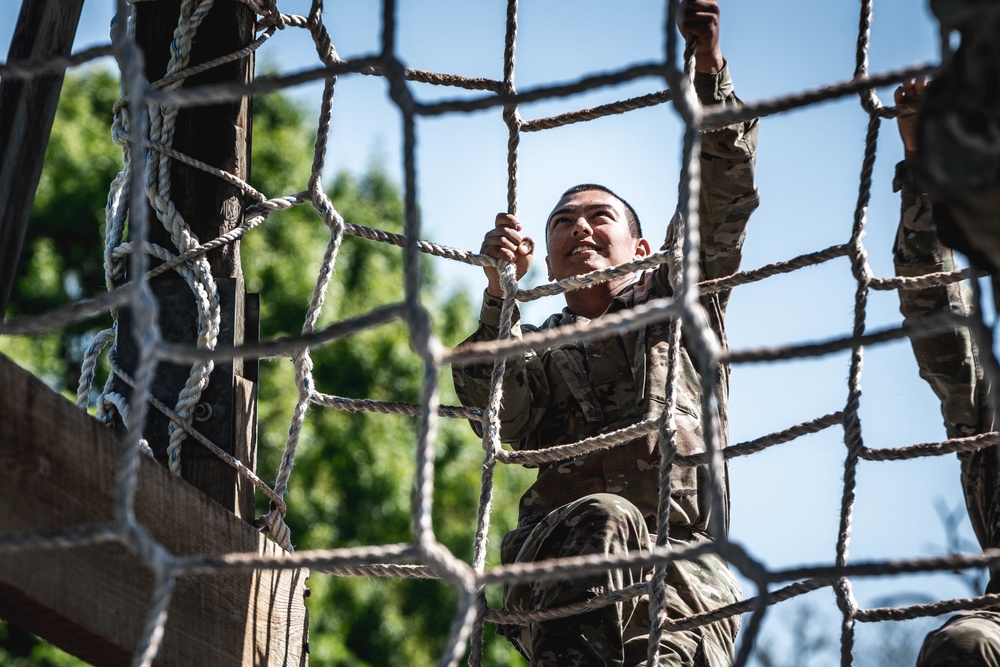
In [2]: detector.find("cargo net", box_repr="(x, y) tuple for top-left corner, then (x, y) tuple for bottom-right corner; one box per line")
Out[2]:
(2, 0), (999, 666)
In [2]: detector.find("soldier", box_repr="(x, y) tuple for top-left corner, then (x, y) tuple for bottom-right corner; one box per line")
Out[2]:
(917, 0), (1000, 282)
(891, 77), (1000, 667)
(451, 1), (759, 664)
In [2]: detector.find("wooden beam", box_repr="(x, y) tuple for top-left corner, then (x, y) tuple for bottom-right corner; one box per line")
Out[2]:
(0, 0), (86, 318)
(0, 354), (309, 666)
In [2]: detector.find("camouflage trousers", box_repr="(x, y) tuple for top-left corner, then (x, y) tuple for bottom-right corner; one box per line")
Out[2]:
(499, 493), (741, 667)
(917, 611), (1000, 666)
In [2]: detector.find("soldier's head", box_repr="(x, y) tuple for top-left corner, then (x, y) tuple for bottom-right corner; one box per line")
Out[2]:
(544, 184), (650, 281)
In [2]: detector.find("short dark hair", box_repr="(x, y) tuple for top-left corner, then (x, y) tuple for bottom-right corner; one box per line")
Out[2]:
(557, 183), (642, 239)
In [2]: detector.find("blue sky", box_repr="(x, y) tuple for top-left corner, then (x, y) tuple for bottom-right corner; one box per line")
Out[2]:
(2, 1), (973, 663)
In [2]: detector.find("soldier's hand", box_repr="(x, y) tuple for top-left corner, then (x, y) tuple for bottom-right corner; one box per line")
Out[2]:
(680, 0), (724, 74)
(481, 213), (534, 298)
(895, 77), (928, 163)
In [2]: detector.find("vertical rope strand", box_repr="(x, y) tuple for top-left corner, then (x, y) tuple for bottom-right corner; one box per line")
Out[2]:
(647, 322), (682, 666)
(468, 1), (522, 663)
(854, 0), (881, 114)
(836, 112), (881, 667)
(111, 0), (158, 534)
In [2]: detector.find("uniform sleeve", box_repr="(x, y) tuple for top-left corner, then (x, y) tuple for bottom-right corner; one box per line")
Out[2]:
(662, 63), (760, 310)
(893, 160), (983, 439)
(451, 291), (551, 445)
(894, 159), (1000, 588)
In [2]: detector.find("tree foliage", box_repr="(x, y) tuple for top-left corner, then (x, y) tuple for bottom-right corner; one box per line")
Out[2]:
(1, 69), (531, 666)
(1, 68), (121, 390)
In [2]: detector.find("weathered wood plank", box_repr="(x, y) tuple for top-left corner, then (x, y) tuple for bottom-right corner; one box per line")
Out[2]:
(0, 0), (86, 317)
(0, 354), (309, 666)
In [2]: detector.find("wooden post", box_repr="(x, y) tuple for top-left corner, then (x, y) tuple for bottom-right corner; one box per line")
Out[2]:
(0, 0), (86, 318)
(115, 0), (259, 519)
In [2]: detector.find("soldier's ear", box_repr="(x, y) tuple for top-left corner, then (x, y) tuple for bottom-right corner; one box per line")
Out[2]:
(634, 238), (651, 258)
(546, 255), (553, 281)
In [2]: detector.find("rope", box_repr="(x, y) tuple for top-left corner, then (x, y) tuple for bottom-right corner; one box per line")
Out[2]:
(3, 1), (994, 666)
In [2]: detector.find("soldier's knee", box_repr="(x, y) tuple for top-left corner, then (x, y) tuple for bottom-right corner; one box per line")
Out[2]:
(917, 612), (1000, 667)
(556, 494), (647, 552)
(568, 493), (642, 522)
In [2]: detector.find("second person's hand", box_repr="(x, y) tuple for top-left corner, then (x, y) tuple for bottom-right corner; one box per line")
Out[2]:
(895, 77), (929, 163)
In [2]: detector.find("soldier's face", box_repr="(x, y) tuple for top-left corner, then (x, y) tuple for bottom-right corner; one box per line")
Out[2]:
(545, 190), (649, 281)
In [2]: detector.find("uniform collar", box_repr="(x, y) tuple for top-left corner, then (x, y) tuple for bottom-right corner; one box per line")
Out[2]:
(558, 273), (642, 324)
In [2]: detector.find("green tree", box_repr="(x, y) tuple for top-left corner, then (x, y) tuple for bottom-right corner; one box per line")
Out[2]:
(1, 69), (531, 666)
(1, 68), (120, 391)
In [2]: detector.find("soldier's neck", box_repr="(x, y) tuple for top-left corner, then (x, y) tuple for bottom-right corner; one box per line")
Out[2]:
(565, 274), (634, 319)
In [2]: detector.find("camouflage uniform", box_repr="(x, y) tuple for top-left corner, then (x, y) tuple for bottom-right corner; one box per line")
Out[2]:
(892, 160), (1000, 667)
(453, 65), (759, 666)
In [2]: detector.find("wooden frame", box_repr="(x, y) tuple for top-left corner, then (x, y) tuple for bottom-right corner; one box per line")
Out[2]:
(0, 354), (309, 666)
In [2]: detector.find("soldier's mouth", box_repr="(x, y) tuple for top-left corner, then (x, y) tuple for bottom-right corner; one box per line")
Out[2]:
(568, 244), (600, 256)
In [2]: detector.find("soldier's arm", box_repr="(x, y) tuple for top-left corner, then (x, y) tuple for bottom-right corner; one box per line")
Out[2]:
(895, 79), (1000, 590)
(663, 1), (758, 296)
(894, 159), (982, 439)
(893, 78), (983, 440)
(896, 159), (1000, 590)
(661, 65), (760, 302)
(694, 65), (760, 288)
(451, 293), (551, 444)
(453, 214), (549, 443)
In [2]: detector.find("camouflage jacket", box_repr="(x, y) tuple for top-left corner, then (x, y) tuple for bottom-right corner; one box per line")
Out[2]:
(893, 160), (999, 590)
(453, 65), (760, 555)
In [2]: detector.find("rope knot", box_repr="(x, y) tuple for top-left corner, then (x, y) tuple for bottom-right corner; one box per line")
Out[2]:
(257, 510), (294, 552)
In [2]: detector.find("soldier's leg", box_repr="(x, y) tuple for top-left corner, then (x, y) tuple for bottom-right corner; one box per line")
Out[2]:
(622, 549), (741, 667)
(917, 611), (1000, 667)
(504, 493), (649, 667)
